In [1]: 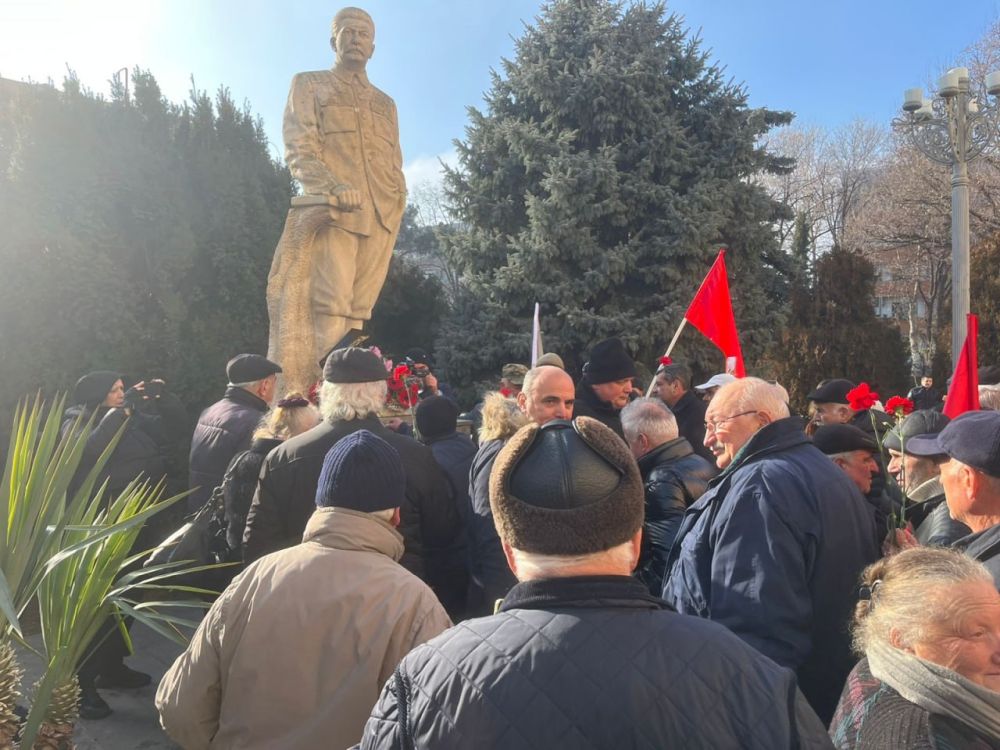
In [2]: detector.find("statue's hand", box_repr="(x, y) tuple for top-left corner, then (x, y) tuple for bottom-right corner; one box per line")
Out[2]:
(332, 184), (363, 211)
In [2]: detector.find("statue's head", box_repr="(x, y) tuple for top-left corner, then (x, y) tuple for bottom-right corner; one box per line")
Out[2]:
(331, 7), (375, 69)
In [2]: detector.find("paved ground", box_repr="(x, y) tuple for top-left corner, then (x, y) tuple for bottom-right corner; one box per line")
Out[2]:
(19, 619), (192, 749)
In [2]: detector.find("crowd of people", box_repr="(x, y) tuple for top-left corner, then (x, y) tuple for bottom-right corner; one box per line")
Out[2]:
(59, 338), (1000, 748)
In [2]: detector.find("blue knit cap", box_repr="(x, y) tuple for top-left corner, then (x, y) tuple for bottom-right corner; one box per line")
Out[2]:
(315, 430), (406, 511)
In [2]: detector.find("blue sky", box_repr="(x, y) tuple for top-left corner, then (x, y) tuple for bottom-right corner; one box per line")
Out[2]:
(2, 0), (999, 190)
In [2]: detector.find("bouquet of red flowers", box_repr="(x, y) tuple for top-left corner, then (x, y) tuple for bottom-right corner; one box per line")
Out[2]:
(386, 363), (420, 410)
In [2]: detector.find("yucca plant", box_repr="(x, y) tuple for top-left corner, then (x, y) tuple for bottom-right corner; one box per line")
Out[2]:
(0, 395), (213, 748)
(0, 394), (123, 748)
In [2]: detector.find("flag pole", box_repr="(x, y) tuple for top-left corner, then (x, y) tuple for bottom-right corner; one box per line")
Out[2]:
(645, 318), (688, 397)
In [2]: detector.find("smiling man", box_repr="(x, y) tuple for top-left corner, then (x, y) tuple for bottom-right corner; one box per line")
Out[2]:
(662, 377), (880, 725)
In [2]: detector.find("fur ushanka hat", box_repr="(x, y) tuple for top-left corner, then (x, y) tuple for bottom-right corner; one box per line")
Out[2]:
(488, 417), (643, 555)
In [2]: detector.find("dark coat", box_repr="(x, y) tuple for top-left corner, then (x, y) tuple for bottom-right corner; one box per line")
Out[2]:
(222, 437), (283, 557)
(243, 416), (462, 601)
(830, 657), (996, 750)
(572, 381), (626, 438)
(906, 385), (942, 412)
(634, 437), (716, 595)
(423, 431), (476, 618)
(61, 404), (170, 499)
(189, 387), (269, 511)
(662, 417), (881, 725)
(908, 480), (971, 547)
(356, 576), (833, 750)
(952, 523), (1000, 588)
(466, 438), (516, 615)
(668, 390), (715, 464)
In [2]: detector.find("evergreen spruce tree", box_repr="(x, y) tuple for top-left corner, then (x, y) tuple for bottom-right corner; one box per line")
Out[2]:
(436, 0), (793, 386)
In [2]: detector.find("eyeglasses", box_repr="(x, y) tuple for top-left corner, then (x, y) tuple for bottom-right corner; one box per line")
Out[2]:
(704, 410), (758, 434)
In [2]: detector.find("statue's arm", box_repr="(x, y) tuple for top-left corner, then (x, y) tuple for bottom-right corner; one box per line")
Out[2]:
(282, 73), (340, 194)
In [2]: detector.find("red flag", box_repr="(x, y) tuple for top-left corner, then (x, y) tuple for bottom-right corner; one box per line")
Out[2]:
(943, 313), (980, 418)
(684, 250), (745, 377)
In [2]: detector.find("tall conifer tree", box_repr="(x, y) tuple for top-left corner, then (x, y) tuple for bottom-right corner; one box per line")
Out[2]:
(437, 0), (794, 384)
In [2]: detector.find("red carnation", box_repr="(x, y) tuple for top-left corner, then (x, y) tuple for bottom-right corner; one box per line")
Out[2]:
(846, 382), (879, 411)
(885, 395), (915, 418)
(659, 356), (673, 366)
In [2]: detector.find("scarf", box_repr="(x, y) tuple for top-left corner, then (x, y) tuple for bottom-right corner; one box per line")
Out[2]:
(868, 640), (1000, 741)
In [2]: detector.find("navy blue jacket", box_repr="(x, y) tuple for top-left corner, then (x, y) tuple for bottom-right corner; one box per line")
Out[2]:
(662, 417), (880, 725)
(466, 438), (516, 615)
(356, 576), (832, 750)
(188, 387), (269, 511)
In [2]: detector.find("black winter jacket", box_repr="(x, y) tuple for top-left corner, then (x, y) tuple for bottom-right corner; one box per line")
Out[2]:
(905, 477), (971, 547)
(222, 437), (283, 557)
(668, 390), (715, 464)
(572, 382), (626, 438)
(356, 576), (833, 750)
(423, 431), (476, 618)
(61, 404), (170, 499)
(188, 387), (269, 512)
(634, 437), (716, 595)
(952, 523), (1000, 588)
(243, 417), (462, 599)
(466, 438), (516, 615)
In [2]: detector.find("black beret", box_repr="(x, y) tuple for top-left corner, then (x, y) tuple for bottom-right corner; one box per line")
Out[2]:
(906, 410), (1000, 477)
(812, 424), (878, 455)
(323, 347), (387, 384)
(489, 417), (643, 556)
(806, 378), (855, 404)
(882, 410), (951, 452)
(227, 354), (281, 384)
(582, 337), (637, 385)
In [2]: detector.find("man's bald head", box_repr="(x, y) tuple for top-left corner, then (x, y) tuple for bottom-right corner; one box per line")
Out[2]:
(518, 365), (575, 425)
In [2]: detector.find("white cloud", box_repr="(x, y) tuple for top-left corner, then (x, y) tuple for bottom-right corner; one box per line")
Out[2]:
(404, 147), (459, 193)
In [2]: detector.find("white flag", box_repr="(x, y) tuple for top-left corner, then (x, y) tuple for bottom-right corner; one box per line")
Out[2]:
(531, 303), (543, 366)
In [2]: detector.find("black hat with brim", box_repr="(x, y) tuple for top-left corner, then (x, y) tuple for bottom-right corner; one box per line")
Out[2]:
(323, 347), (387, 384)
(812, 424), (878, 455)
(806, 378), (855, 404)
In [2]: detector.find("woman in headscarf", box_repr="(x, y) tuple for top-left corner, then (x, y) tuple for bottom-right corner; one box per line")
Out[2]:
(830, 546), (1000, 748)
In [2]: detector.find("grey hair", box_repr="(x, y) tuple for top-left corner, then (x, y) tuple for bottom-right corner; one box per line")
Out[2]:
(620, 397), (679, 445)
(727, 377), (791, 420)
(852, 546), (994, 654)
(511, 540), (635, 580)
(229, 377), (270, 390)
(979, 385), (1000, 411)
(319, 380), (387, 422)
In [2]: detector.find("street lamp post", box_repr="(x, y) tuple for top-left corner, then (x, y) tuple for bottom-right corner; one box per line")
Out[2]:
(894, 67), (1000, 369)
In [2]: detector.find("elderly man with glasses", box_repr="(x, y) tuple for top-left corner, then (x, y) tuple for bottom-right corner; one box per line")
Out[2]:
(662, 377), (880, 726)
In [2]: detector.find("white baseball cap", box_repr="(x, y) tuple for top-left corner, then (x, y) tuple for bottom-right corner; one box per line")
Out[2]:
(694, 373), (737, 391)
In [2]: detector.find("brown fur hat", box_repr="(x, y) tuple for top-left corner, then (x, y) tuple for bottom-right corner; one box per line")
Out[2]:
(489, 417), (643, 555)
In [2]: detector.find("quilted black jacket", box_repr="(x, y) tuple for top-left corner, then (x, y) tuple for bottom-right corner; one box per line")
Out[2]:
(356, 576), (833, 750)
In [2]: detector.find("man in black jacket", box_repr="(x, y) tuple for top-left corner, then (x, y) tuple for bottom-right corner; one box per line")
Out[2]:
(572, 337), (636, 438)
(356, 417), (831, 749)
(620, 397), (716, 594)
(884, 410), (969, 546)
(188, 354), (281, 511)
(652, 361), (715, 464)
(243, 347), (462, 606)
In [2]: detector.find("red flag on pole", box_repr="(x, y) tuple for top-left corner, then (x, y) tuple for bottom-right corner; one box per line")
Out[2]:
(943, 313), (980, 418)
(684, 249), (746, 377)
